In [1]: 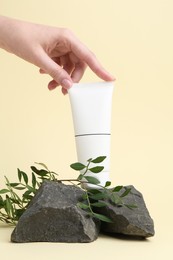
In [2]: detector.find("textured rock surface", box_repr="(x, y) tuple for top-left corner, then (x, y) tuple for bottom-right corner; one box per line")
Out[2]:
(11, 182), (154, 243)
(97, 185), (155, 238)
(11, 181), (100, 243)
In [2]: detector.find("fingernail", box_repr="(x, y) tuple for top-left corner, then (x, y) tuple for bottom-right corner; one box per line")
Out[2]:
(61, 87), (68, 95)
(61, 79), (72, 89)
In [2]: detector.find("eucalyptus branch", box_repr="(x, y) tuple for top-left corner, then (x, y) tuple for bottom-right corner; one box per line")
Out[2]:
(0, 156), (136, 226)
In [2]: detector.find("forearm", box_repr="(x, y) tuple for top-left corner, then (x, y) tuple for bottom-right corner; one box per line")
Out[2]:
(0, 16), (13, 51)
(0, 15), (28, 56)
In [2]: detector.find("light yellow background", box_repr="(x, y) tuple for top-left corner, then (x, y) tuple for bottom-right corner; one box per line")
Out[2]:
(0, 0), (173, 259)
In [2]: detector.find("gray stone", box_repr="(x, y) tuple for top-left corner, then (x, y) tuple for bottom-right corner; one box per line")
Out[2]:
(11, 181), (100, 243)
(96, 185), (155, 238)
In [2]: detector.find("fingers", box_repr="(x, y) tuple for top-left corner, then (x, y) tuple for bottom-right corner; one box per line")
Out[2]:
(81, 51), (115, 81)
(71, 61), (87, 83)
(38, 49), (73, 91)
(61, 87), (68, 95)
(70, 37), (115, 81)
(38, 31), (115, 96)
(48, 79), (59, 90)
(40, 52), (87, 92)
(39, 68), (46, 74)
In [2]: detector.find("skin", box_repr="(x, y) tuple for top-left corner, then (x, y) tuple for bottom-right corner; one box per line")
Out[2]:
(0, 16), (115, 94)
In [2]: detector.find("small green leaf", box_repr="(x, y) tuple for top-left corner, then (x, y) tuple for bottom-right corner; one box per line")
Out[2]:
(87, 158), (93, 162)
(91, 156), (106, 163)
(26, 185), (36, 193)
(89, 192), (108, 200)
(105, 181), (111, 187)
(23, 195), (33, 201)
(15, 208), (25, 219)
(91, 201), (107, 208)
(125, 204), (138, 209)
(17, 168), (22, 182)
(10, 198), (21, 205)
(110, 194), (122, 205)
(9, 183), (19, 187)
(32, 172), (37, 188)
(31, 166), (48, 177)
(70, 163), (86, 171)
(20, 171), (28, 184)
(0, 189), (9, 194)
(87, 189), (102, 195)
(4, 176), (11, 187)
(82, 193), (87, 200)
(93, 213), (113, 223)
(120, 188), (131, 198)
(77, 174), (83, 181)
(22, 190), (33, 201)
(112, 186), (123, 192)
(5, 196), (12, 215)
(84, 176), (100, 185)
(49, 171), (58, 177)
(34, 162), (49, 171)
(89, 166), (104, 173)
(13, 186), (26, 190)
(77, 202), (89, 210)
(0, 198), (4, 208)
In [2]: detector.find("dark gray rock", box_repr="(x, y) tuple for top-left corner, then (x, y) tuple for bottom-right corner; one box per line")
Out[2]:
(11, 181), (100, 243)
(96, 185), (155, 238)
(11, 182), (154, 242)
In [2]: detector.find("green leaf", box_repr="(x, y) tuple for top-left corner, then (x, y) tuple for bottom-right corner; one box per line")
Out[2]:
(84, 176), (100, 185)
(91, 156), (106, 163)
(91, 201), (107, 207)
(93, 213), (113, 223)
(89, 166), (104, 173)
(23, 195), (33, 201)
(49, 171), (58, 177)
(4, 176), (11, 187)
(10, 198), (21, 205)
(77, 202), (89, 210)
(120, 188), (131, 198)
(34, 162), (49, 171)
(26, 185), (36, 193)
(87, 158), (93, 162)
(32, 172), (37, 188)
(89, 192), (108, 200)
(20, 171), (28, 184)
(5, 196), (12, 215)
(105, 181), (111, 187)
(125, 204), (138, 209)
(17, 168), (22, 182)
(110, 194), (122, 205)
(15, 208), (25, 219)
(23, 190), (32, 197)
(0, 189), (9, 194)
(22, 190), (33, 201)
(0, 198), (4, 208)
(112, 186), (123, 192)
(9, 183), (19, 187)
(70, 162), (86, 171)
(77, 174), (83, 181)
(87, 189), (102, 195)
(13, 186), (26, 190)
(31, 166), (48, 177)
(82, 193), (87, 200)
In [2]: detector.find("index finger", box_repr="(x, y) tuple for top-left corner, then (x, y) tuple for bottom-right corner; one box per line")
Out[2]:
(70, 36), (115, 81)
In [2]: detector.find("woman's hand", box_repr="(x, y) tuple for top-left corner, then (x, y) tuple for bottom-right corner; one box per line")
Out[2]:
(0, 16), (115, 94)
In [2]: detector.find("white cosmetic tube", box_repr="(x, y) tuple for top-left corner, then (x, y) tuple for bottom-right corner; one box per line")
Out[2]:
(69, 81), (114, 188)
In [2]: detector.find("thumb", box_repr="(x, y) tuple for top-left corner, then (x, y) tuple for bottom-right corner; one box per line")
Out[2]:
(38, 51), (73, 90)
